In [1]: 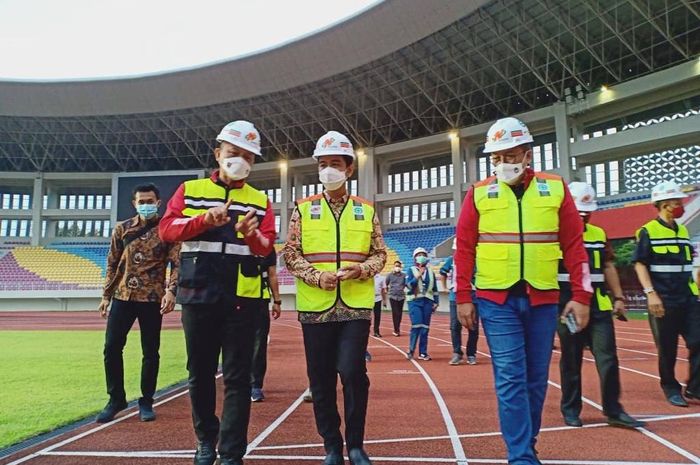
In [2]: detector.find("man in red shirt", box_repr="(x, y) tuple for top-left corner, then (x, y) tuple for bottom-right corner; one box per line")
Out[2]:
(455, 117), (591, 464)
(159, 120), (275, 465)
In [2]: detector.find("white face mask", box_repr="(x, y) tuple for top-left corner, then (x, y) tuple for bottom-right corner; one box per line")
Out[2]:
(393, 266), (401, 273)
(495, 161), (525, 185)
(221, 157), (251, 181)
(319, 167), (347, 191)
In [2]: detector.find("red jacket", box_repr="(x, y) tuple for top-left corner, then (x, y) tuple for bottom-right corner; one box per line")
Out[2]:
(159, 171), (276, 257)
(454, 169), (592, 306)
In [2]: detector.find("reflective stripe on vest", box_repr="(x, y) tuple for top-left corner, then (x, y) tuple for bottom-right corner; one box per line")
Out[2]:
(180, 178), (268, 300)
(637, 220), (698, 297)
(473, 175), (564, 290)
(295, 195), (375, 312)
(558, 273), (605, 283)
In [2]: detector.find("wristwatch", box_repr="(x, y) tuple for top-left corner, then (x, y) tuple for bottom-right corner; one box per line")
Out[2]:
(273, 300), (282, 305)
(613, 296), (625, 302)
(643, 287), (655, 295)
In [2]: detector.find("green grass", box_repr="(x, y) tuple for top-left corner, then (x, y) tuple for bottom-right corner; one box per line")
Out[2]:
(0, 329), (187, 449)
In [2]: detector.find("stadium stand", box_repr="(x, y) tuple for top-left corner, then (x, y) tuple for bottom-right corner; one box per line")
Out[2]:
(383, 224), (455, 269)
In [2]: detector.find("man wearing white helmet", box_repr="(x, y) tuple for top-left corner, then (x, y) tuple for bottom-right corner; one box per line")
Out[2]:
(633, 180), (700, 407)
(454, 117), (591, 464)
(557, 182), (644, 429)
(405, 247), (440, 361)
(160, 120), (276, 465)
(283, 131), (387, 465)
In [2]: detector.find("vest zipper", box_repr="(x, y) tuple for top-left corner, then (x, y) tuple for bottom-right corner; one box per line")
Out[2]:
(518, 197), (524, 280)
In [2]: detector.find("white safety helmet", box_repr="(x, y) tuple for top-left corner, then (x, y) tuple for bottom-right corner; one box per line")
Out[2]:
(413, 247), (428, 258)
(483, 117), (534, 153)
(568, 182), (598, 212)
(312, 131), (356, 160)
(651, 181), (687, 203)
(216, 120), (262, 156)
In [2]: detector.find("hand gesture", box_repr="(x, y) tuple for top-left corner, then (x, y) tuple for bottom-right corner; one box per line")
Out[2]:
(457, 303), (477, 330)
(647, 292), (665, 318)
(337, 264), (362, 281)
(235, 208), (259, 238)
(204, 199), (233, 226)
(561, 300), (590, 330)
(98, 298), (111, 319)
(271, 302), (282, 320)
(319, 272), (338, 291)
(160, 290), (176, 315)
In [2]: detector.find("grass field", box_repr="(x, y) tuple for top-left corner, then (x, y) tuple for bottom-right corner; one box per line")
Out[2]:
(0, 329), (188, 449)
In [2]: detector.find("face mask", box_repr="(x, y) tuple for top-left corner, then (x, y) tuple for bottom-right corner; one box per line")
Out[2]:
(415, 256), (428, 265)
(671, 205), (685, 219)
(495, 162), (525, 185)
(393, 266), (401, 273)
(136, 204), (158, 219)
(221, 156), (251, 181)
(318, 167), (347, 191)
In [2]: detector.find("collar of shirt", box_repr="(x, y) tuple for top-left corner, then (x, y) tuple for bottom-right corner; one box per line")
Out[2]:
(211, 169), (247, 190)
(655, 217), (678, 232)
(323, 190), (348, 205)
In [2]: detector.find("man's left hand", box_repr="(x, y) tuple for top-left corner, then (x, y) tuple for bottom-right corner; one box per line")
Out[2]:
(561, 300), (590, 330)
(235, 209), (259, 238)
(337, 264), (362, 281)
(613, 299), (626, 319)
(160, 290), (176, 315)
(271, 302), (281, 320)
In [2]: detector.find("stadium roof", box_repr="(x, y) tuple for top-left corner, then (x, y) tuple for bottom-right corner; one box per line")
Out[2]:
(1, 0), (699, 172)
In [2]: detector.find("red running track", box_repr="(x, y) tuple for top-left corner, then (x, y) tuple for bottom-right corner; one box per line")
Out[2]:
(2, 311), (699, 465)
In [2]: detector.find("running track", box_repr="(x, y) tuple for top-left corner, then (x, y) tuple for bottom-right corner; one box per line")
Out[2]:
(2, 311), (699, 465)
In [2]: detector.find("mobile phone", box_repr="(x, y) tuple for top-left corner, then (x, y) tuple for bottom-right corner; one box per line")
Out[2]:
(564, 313), (578, 334)
(616, 313), (628, 322)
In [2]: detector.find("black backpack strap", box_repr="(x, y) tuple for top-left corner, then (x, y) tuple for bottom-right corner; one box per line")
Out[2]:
(122, 220), (158, 248)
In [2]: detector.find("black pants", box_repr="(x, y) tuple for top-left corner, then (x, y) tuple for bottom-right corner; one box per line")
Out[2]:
(372, 301), (382, 336)
(558, 305), (622, 418)
(302, 319), (371, 453)
(389, 298), (404, 333)
(182, 302), (256, 460)
(449, 301), (480, 357)
(648, 300), (700, 396)
(103, 299), (162, 406)
(250, 302), (271, 389)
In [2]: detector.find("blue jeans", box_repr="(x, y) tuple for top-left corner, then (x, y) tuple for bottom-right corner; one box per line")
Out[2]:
(449, 300), (480, 356)
(478, 296), (558, 465)
(408, 298), (434, 355)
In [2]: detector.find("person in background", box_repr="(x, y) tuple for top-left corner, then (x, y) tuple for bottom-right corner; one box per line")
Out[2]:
(440, 239), (479, 366)
(385, 261), (407, 336)
(97, 183), (179, 424)
(557, 182), (644, 429)
(405, 247), (439, 361)
(372, 273), (387, 337)
(633, 180), (700, 407)
(250, 250), (282, 402)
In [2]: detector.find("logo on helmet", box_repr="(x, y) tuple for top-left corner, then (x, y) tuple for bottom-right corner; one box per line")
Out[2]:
(339, 141), (350, 149)
(581, 194), (592, 203)
(245, 132), (257, 142)
(227, 129), (241, 137)
(491, 129), (506, 142)
(322, 137), (335, 148)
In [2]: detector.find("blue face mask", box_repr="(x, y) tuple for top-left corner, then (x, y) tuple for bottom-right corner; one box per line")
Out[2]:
(415, 256), (428, 265)
(136, 204), (158, 218)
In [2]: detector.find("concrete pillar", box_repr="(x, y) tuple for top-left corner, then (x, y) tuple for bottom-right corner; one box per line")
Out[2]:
(279, 161), (290, 242)
(31, 174), (43, 246)
(357, 147), (376, 201)
(450, 135), (464, 213)
(293, 174), (304, 201)
(44, 183), (58, 241)
(553, 102), (573, 181)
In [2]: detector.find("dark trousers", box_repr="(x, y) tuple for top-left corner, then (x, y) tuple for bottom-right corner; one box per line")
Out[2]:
(648, 300), (700, 396)
(389, 298), (404, 333)
(250, 302), (271, 389)
(103, 298), (162, 406)
(372, 301), (382, 335)
(557, 306), (623, 418)
(182, 302), (256, 460)
(449, 300), (480, 356)
(302, 319), (370, 453)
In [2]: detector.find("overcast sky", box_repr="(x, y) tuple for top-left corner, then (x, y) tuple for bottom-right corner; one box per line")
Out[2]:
(0, 0), (379, 81)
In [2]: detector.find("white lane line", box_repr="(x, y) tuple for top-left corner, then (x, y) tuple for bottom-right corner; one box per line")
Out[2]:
(617, 347), (688, 362)
(373, 335), (469, 465)
(245, 390), (307, 455)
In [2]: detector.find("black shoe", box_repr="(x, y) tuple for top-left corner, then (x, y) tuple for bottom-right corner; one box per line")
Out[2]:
(607, 412), (645, 429)
(685, 390), (700, 401)
(95, 400), (127, 423)
(219, 456), (243, 465)
(323, 450), (344, 465)
(193, 441), (217, 465)
(139, 402), (156, 422)
(667, 394), (689, 407)
(563, 415), (583, 427)
(348, 448), (372, 465)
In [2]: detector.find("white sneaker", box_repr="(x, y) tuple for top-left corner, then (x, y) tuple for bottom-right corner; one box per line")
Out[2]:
(467, 356), (477, 365)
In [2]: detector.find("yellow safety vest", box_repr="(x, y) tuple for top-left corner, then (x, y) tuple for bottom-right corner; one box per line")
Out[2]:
(637, 219), (699, 297)
(473, 174), (564, 290)
(558, 223), (612, 310)
(296, 194), (375, 312)
(178, 178), (268, 304)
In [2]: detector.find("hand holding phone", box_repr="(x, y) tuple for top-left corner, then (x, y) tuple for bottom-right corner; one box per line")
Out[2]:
(564, 312), (578, 334)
